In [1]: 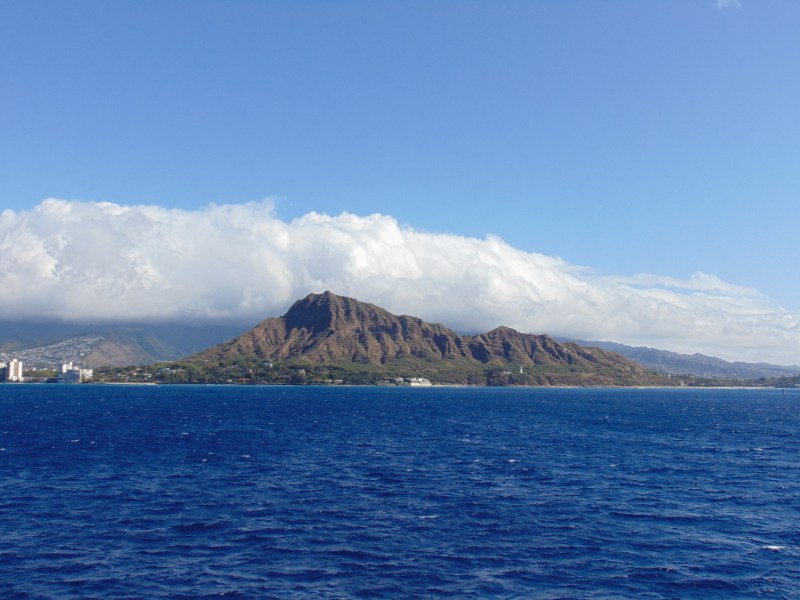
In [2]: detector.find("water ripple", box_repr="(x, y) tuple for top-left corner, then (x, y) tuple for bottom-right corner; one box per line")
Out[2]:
(1, 385), (799, 597)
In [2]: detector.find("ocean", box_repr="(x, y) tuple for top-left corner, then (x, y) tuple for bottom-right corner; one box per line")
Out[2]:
(1, 384), (798, 598)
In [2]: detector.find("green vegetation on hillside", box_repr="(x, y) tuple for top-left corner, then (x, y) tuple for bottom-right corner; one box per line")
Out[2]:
(92, 359), (800, 387)
(94, 352), (667, 387)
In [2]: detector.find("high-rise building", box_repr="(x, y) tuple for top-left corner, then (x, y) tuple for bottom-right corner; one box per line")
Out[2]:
(7, 359), (23, 382)
(60, 362), (82, 383)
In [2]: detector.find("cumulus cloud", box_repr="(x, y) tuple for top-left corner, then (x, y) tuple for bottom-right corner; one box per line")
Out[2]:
(1, 198), (797, 364)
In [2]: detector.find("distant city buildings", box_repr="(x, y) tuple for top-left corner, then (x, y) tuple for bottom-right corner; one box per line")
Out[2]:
(0, 358), (93, 383)
(59, 362), (93, 384)
(0, 335), (103, 370)
(0, 359), (24, 382)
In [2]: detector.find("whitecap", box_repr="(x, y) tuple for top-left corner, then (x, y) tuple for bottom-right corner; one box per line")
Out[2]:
(762, 545), (785, 552)
(418, 515), (439, 520)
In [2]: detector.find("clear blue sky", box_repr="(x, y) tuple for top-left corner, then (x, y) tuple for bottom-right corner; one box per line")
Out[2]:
(2, 0), (799, 310)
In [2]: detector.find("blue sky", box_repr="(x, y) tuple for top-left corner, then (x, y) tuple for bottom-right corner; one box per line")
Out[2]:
(1, 1), (799, 362)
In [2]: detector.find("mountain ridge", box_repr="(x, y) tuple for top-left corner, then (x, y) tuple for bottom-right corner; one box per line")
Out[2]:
(0, 321), (246, 368)
(190, 291), (666, 386)
(561, 339), (800, 380)
(4, 301), (794, 381)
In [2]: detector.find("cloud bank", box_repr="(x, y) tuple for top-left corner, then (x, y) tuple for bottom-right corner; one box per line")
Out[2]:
(1, 198), (797, 364)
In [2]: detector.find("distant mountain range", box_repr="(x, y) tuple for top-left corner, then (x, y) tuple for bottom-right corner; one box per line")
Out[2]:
(0, 321), (245, 368)
(2, 294), (796, 382)
(188, 291), (666, 386)
(560, 339), (800, 380)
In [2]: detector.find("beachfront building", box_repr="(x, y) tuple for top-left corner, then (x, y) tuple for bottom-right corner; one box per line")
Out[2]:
(4, 359), (24, 382)
(59, 362), (93, 383)
(60, 362), (81, 383)
(62, 367), (80, 383)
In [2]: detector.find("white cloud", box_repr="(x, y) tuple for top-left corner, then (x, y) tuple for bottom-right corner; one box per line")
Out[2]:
(716, 0), (741, 9)
(1, 198), (797, 365)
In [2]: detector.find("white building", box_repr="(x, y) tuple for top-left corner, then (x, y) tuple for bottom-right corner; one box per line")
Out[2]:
(7, 359), (23, 382)
(60, 362), (82, 383)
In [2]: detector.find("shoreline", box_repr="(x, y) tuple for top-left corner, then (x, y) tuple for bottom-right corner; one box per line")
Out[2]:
(3, 381), (792, 391)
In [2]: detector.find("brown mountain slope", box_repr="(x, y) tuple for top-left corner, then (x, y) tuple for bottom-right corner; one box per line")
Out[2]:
(194, 291), (469, 364)
(190, 291), (666, 386)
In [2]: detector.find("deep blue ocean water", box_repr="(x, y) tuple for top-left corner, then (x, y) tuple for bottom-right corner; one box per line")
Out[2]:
(1, 384), (799, 599)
